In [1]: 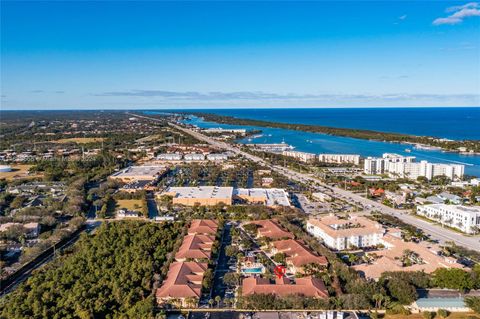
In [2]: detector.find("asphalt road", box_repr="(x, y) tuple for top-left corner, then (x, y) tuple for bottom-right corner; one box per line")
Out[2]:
(131, 113), (480, 252)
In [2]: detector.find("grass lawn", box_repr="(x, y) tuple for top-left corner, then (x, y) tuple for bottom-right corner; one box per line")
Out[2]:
(52, 137), (105, 144)
(0, 165), (42, 181)
(115, 199), (144, 212)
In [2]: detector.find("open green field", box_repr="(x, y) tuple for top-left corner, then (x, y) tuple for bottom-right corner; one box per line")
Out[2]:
(52, 137), (104, 144)
(115, 199), (144, 212)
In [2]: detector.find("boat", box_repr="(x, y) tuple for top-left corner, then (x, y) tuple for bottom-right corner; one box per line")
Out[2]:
(405, 149), (411, 153)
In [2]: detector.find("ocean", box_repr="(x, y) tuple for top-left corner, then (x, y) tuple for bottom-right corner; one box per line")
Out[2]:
(183, 107), (480, 141)
(143, 107), (480, 176)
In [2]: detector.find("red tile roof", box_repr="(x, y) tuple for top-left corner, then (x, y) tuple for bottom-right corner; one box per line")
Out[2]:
(175, 234), (215, 260)
(188, 219), (218, 235)
(248, 220), (294, 239)
(272, 239), (328, 269)
(156, 262), (208, 299)
(242, 276), (328, 298)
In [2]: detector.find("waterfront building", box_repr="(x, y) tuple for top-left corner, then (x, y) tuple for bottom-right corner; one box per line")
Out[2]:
(203, 127), (246, 134)
(364, 153), (464, 180)
(416, 204), (480, 234)
(317, 154), (361, 165)
(306, 215), (385, 250)
(282, 150), (316, 162)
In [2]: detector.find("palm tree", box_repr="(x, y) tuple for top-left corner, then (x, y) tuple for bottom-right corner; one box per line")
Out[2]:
(214, 295), (222, 307)
(372, 293), (384, 309)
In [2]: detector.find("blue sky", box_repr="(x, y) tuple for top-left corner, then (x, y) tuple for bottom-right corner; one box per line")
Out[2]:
(1, 1), (479, 110)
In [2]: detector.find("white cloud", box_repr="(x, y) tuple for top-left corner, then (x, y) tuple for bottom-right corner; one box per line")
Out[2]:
(399, 14), (407, 20)
(433, 2), (480, 25)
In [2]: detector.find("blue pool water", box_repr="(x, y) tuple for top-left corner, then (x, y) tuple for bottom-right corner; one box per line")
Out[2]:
(241, 267), (264, 274)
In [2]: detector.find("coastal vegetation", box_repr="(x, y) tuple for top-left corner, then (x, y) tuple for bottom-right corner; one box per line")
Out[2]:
(0, 221), (183, 319)
(187, 112), (480, 153)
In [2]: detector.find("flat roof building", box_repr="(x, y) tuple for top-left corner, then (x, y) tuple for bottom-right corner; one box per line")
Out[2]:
(234, 188), (290, 207)
(417, 204), (480, 234)
(164, 186), (234, 206)
(110, 165), (167, 182)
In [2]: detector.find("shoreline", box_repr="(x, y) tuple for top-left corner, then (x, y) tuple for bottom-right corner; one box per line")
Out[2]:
(180, 112), (480, 156)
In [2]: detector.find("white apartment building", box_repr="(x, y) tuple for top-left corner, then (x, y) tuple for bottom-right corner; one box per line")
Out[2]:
(318, 154), (361, 165)
(364, 153), (464, 180)
(157, 153), (183, 161)
(306, 215), (385, 250)
(417, 204), (480, 234)
(184, 153), (205, 161)
(282, 150), (316, 162)
(206, 153), (229, 161)
(203, 128), (246, 134)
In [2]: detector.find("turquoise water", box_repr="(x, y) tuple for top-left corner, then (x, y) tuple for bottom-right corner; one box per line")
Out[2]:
(241, 267), (263, 273)
(181, 115), (480, 177)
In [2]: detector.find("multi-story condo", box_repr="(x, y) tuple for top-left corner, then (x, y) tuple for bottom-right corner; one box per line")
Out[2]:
(416, 204), (480, 234)
(317, 154), (361, 165)
(306, 215), (385, 250)
(364, 153), (464, 180)
(282, 150), (316, 162)
(156, 153), (183, 161)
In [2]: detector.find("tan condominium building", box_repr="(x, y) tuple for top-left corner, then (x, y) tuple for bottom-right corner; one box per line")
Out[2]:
(242, 276), (329, 298)
(234, 188), (290, 207)
(353, 229), (465, 280)
(163, 186), (234, 206)
(156, 261), (207, 307)
(247, 219), (294, 240)
(109, 165), (168, 182)
(306, 215), (385, 250)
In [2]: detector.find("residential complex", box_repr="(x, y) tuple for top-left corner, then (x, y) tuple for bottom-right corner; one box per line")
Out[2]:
(417, 204), (480, 234)
(270, 239), (328, 274)
(306, 215), (385, 250)
(353, 229), (465, 279)
(318, 154), (361, 165)
(247, 219), (294, 240)
(282, 150), (316, 162)
(364, 153), (464, 180)
(156, 219), (218, 307)
(242, 276), (329, 298)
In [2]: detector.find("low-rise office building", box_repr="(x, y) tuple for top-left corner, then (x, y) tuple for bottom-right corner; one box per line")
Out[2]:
(234, 188), (290, 207)
(416, 204), (480, 234)
(109, 165), (168, 182)
(164, 186), (234, 206)
(307, 215), (385, 250)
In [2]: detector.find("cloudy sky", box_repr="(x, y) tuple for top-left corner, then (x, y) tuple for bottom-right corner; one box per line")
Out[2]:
(1, 1), (479, 110)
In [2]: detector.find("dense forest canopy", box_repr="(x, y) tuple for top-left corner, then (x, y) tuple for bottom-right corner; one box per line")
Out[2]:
(0, 221), (183, 319)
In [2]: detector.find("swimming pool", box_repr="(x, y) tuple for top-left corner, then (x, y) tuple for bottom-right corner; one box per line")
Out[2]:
(241, 267), (264, 274)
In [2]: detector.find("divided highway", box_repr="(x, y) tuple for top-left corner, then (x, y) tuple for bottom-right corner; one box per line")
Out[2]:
(132, 113), (480, 252)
